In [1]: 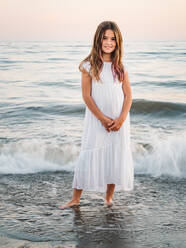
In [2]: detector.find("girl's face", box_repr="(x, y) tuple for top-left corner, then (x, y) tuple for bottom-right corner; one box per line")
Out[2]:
(101, 29), (116, 54)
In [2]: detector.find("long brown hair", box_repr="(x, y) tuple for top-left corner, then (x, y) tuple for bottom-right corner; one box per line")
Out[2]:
(79, 21), (126, 83)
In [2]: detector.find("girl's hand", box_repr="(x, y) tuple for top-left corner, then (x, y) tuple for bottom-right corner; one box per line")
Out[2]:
(100, 115), (114, 132)
(108, 117), (124, 132)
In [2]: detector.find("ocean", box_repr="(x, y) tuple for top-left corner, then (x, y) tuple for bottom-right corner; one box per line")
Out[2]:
(0, 41), (186, 248)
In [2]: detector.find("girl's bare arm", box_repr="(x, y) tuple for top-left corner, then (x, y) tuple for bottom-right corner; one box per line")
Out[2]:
(81, 69), (114, 128)
(119, 71), (132, 122)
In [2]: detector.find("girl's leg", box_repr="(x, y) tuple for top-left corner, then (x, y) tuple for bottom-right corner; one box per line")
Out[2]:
(105, 184), (115, 205)
(58, 188), (83, 209)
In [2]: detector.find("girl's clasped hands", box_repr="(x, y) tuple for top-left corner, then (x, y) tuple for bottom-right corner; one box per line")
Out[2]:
(101, 115), (124, 132)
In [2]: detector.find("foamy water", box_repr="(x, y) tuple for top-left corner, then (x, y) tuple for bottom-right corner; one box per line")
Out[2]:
(0, 133), (186, 178)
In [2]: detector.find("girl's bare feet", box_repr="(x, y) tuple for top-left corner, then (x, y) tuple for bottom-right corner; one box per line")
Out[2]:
(104, 197), (113, 207)
(105, 183), (115, 207)
(58, 199), (80, 210)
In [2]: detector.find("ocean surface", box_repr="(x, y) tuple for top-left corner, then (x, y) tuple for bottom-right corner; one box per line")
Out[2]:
(0, 41), (186, 248)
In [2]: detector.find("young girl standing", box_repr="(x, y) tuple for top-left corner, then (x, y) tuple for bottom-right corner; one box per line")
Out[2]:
(59, 21), (134, 209)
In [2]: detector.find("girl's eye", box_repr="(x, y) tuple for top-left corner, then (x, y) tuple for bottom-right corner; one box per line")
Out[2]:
(103, 37), (116, 40)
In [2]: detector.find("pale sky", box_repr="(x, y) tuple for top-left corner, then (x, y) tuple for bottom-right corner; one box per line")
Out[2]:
(0, 0), (185, 41)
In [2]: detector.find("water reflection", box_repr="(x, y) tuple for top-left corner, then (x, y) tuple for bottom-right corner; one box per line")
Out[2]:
(72, 204), (134, 248)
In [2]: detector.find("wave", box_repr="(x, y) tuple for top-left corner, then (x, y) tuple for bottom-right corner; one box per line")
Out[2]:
(0, 134), (186, 178)
(133, 133), (186, 178)
(0, 140), (79, 174)
(1, 103), (85, 119)
(26, 104), (84, 115)
(134, 51), (186, 56)
(1, 99), (186, 120)
(131, 99), (186, 117)
(48, 57), (72, 61)
(133, 79), (186, 88)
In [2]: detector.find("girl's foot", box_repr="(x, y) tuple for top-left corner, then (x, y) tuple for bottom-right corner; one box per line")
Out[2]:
(58, 199), (80, 210)
(104, 199), (113, 207)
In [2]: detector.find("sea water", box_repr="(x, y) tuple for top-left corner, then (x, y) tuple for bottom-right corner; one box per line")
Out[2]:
(0, 41), (185, 247)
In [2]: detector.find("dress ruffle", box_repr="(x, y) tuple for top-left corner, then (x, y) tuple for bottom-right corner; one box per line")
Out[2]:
(72, 138), (134, 192)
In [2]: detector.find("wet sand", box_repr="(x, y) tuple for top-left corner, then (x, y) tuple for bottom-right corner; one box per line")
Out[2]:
(0, 172), (185, 248)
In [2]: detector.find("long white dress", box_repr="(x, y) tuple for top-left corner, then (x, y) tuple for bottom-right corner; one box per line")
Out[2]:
(72, 61), (134, 192)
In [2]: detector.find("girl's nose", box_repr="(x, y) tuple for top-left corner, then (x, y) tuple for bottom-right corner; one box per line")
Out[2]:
(106, 39), (112, 45)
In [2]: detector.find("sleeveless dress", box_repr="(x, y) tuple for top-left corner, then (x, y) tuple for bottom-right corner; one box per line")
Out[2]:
(72, 61), (134, 192)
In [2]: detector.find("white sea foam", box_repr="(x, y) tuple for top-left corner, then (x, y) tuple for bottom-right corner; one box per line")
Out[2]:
(134, 132), (186, 178)
(0, 134), (186, 178)
(0, 139), (79, 174)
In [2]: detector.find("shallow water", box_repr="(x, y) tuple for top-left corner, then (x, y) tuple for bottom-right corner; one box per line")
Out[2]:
(0, 172), (185, 248)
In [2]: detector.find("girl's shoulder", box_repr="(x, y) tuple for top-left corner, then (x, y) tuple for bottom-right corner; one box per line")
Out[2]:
(79, 60), (91, 74)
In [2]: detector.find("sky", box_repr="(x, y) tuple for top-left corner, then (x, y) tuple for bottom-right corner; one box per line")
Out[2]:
(0, 0), (185, 42)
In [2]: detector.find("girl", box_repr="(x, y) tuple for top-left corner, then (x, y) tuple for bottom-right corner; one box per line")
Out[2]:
(58, 21), (134, 209)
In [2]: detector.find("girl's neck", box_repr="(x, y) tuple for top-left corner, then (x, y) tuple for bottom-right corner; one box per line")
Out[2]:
(102, 53), (112, 62)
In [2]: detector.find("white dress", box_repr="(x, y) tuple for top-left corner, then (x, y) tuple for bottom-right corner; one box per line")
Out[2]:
(72, 61), (134, 192)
